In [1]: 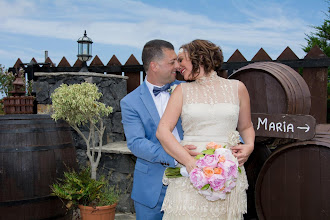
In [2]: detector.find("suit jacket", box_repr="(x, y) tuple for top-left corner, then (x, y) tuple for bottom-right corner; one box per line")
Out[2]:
(120, 80), (183, 208)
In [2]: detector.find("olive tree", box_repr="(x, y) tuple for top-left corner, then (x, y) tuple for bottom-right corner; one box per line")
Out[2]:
(51, 82), (113, 179)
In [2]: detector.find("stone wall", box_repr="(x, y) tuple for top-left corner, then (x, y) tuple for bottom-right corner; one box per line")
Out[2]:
(76, 142), (136, 213)
(33, 72), (136, 213)
(34, 72), (127, 146)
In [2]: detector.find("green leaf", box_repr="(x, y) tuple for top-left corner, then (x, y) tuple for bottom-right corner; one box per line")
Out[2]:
(238, 166), (241, 173)
(165, 167), (182, 178)
(202, 149), (215, 155)
(201, 184), (210, 190)
(195, 154), (205, 160)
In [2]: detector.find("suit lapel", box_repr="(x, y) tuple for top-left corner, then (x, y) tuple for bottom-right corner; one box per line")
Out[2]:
(140, 80), (184, 139)
(140, 82), (160, 126)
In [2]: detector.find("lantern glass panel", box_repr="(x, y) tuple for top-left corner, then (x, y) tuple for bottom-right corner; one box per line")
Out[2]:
(77, 31), (93, 62)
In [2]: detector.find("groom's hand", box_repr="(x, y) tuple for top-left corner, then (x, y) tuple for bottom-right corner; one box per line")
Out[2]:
(183, 145), (200, 156)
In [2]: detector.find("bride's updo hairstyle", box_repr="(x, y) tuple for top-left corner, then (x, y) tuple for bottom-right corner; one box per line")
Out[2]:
(180, 39), (224, 80)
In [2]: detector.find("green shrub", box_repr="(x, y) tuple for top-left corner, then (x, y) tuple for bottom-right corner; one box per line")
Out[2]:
(50, 166), (119, 209)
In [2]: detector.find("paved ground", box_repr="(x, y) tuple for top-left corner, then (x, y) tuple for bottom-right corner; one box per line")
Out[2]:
(115, 212), (136, 219)
(72, 210), (136, 219)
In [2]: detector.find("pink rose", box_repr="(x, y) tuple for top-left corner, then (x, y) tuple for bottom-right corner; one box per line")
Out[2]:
(215, 148), (233, 160)
(208, 174), (226, 191)
(189, 168), (208, 189)
(219, 160), (238, 178)
(196, 154), (218, 168)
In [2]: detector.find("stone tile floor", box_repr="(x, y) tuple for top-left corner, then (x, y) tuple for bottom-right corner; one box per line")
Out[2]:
(73, 209), (136, 219)
(115, 212), (136, 219)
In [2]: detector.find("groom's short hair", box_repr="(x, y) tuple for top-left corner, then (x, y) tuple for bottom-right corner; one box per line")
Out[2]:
(142, 39), (174, 72)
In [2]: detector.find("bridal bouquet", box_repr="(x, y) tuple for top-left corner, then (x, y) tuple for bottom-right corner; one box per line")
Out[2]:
(165, 142), (240, 201)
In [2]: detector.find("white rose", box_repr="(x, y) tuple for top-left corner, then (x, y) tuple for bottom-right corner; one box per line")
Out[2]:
(228, 131), (240, 146)
(168, 84), (178, 94)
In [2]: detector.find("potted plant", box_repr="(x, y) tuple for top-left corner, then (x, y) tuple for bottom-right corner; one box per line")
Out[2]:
(0, 66), (34, 114)
(50, 166), (120, 220)
(50, 82), (119, 219)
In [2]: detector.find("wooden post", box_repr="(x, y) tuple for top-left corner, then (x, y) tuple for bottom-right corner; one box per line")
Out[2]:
(277, 46), (299, 72)
(124, 55), (141, 94)
(13, 58), (23, 72)
(45, 57), (55, 67)
(227, 49), (247, 76)
(57, 56), (71, 67)
(251, 48), (272, 62)
(73, 58), (83, 68)
(303, 45), (328, 123)
(107, 55), (122, 76)
(89, 55), (104, 73)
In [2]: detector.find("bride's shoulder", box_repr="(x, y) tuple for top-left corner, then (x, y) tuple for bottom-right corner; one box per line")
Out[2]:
(221, 77), (239, 85)
(179, 81), (194, 88)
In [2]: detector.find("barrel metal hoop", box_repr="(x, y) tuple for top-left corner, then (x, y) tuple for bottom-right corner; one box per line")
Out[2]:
(0, 143), (73, 152)
(0, 195), (57, 206)
(0, 126), (72, 133)
(0, 119), (67, 125)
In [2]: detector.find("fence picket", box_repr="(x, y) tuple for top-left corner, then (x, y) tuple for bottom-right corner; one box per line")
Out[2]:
(124, 54), (141, 93)
(227, 49), (247, 62)
(277, 47), (299, 61)
(251, 48), (272, 61)
(57, 57), (71, 67)
(107, 55), (122, 76)
(303, 45), (328, 123)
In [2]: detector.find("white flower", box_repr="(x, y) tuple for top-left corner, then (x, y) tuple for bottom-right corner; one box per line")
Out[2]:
(228, 131), (240, 146)
(168, 84), (178, 94)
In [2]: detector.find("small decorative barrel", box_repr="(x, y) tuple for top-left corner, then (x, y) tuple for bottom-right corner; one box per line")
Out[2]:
(0, 114), (77, 220)
(255, 124), (330, 220)
(229, 62), (311, 115)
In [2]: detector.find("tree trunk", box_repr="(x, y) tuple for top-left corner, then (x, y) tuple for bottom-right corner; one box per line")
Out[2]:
(91, 163), (97, 180)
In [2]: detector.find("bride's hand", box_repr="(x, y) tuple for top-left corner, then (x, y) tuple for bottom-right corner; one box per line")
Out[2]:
(231, 143), (254, 166)
(185, 158), (197, 174)
(183, 144), (200, 156)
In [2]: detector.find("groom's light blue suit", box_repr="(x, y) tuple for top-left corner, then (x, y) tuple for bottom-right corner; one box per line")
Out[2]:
(120, 80), (183, 219)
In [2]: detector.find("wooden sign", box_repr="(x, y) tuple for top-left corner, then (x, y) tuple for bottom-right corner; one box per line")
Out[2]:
(251, 113), (316, 140)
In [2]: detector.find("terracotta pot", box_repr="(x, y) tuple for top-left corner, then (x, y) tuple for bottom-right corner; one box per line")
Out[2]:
(78, 203), (117, 220)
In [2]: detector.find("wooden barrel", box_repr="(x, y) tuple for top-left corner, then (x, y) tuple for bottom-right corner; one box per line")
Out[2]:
(255, 125), (330, 220)
(229, 62), (311, 115)
(0, 114), (77, 220)
(244, 142), (272, 219)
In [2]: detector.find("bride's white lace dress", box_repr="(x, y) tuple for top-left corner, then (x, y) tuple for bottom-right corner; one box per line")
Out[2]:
(162, 71), (249, 220)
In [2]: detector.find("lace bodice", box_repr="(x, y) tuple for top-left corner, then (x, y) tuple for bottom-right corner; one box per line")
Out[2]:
(181, 71), (240, 144)
(162, 72), (247, 220)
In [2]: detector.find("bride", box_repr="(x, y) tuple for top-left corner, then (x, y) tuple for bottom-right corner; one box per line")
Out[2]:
(156, 39), (255, 219)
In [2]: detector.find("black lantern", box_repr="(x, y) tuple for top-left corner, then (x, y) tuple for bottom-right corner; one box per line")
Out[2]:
(77, 30), (93, 72)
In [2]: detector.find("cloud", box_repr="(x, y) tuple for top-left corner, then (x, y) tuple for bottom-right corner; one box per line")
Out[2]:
(0, 0), (315, 65)
(0, 0), (36, 18)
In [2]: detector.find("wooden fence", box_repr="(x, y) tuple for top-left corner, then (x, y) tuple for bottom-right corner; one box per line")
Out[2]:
(6, 45), (330, 219)
(8, 45), (330, 123)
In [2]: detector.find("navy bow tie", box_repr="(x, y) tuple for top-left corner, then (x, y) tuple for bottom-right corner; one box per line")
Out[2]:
(153, 84), (171, 96)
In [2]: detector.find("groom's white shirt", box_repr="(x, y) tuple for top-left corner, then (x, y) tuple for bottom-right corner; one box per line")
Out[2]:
(145, 79), (181, 142)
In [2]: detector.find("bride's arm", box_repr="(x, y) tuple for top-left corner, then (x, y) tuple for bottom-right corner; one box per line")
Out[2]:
(232, 81), (255, 166)
(156, 84), (196, 172)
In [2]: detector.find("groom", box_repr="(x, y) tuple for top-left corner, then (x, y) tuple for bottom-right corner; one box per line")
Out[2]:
(120, 39), (196, 219)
